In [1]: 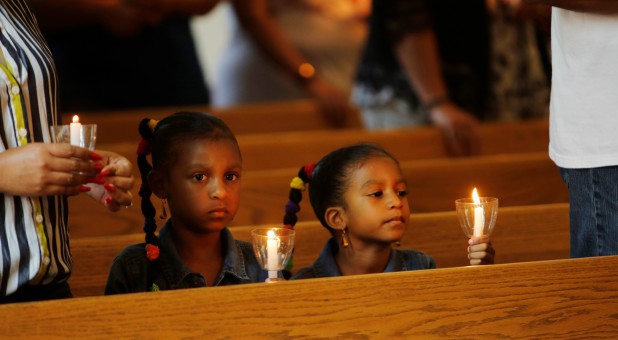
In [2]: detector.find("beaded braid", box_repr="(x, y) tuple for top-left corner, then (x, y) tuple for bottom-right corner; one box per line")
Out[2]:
(137, 118), (161, 291)
(283, 163), (315, 228)
(282, 164), (315, 274)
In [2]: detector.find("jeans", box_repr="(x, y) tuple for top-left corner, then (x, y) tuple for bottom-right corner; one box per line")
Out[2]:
(559, 166), (618, 258)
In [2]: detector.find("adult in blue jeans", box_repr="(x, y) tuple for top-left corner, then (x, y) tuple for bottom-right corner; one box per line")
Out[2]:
(527, 0), (618, 257)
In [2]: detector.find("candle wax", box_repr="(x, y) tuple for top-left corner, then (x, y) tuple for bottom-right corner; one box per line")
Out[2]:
(70, 115), (81, 146)
(267, 230), (278, 270)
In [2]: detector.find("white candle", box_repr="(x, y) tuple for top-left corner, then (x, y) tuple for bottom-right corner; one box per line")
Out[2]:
(70, 115), (81, 146)
(472, 188), (484, 237)
(266, 230), (279, 271)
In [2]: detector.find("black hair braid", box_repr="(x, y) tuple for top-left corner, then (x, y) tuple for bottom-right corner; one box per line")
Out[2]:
(137, 118), (161, 291)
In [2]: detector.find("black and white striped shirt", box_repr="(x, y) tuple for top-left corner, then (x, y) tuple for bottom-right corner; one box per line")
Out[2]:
(0, 0), (69, 297)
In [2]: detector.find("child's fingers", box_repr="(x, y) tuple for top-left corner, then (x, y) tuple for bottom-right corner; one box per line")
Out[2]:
(468, 236), (490, 245)
(468, 242), (496, 265)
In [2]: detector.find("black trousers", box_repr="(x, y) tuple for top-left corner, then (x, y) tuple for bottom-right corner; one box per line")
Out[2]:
(0, 281), (72, 304)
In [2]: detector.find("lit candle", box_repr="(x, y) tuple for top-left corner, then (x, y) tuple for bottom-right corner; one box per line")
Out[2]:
(267, 230), (279, 271)
(70, 115), (81, 146)
(472, 188), (484, 237)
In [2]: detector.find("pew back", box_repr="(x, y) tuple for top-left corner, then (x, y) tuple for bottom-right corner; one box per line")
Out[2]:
(63, 100), (362, 143)
(3, 255), (617, 338)
(67, 151), (568, 238)
(68, 203), (569, 297)
(97, 119), (549, 172)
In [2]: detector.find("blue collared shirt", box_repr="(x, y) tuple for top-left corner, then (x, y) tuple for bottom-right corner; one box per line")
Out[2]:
(105, 222), (268, 294)
(291, 237), (436, 279)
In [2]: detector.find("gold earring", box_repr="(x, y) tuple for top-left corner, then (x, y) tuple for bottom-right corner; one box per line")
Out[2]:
(341, 227), (349, 248)
(159, 198), (168, 220)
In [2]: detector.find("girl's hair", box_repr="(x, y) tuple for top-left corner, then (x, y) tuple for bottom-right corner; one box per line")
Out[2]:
(283, 143), (398, 234)
(136, 112), (239, 290)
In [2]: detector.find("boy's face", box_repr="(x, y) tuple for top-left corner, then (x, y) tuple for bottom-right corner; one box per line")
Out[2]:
(164, 138), (242, 234)
(340, 156), (409, 246)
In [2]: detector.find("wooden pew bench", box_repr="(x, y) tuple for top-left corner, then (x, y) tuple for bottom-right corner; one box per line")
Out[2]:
(61, 99), (362, 144)
(68, 203), (569, 297)
(67, 151), (568, 238)
(3, 255), (617, 338)
(97, 119), (549, 173)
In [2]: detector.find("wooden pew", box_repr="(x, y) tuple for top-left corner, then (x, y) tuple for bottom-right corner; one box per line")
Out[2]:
(68, 151), (568, 238)
(97, 118), (549, 173)
(62, 99), (362, 144)
(68, 203), (569, 297)
(3, 255), (617, 338)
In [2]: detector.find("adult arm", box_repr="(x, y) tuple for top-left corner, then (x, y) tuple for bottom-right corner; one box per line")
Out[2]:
(231, 0), (353, 127)
(395, 30), (481, 156)
(524, 0), (618, 14)
(0, 143), (98, 197)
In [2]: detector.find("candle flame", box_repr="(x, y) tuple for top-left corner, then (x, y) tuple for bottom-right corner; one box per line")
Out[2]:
(472, 188), (481, 204)
(72, 115), (80, 123)
(267, 230), (275, 239)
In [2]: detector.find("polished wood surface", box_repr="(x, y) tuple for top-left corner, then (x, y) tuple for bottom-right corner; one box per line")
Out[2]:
(3, 256), (617, 338)
(67, 151), (568, 238)
(68, 203), (569, 297)
(62, 99), (362, 143)
(97, 119), (549, 173)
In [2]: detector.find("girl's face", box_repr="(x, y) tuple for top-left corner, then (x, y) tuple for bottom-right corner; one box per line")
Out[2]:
(340, 156), (409, 246)
(163, 138), (242, 234)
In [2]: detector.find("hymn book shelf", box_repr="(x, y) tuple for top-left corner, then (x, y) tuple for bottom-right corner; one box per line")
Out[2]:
(2, 256), (617, 338)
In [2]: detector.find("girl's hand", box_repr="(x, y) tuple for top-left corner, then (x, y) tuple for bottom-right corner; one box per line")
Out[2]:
(467, 236), (496, 265)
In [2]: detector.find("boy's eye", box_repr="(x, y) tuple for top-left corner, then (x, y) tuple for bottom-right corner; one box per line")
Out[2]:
(398, 190), (408, 197)
(369, 191), (383, 197)
(193, 173), (207, 182)
(225, 173), (239, 182)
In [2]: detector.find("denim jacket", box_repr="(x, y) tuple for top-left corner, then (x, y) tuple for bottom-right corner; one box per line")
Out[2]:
(291, 237), (436, 279)
(105, 222), (267, 294)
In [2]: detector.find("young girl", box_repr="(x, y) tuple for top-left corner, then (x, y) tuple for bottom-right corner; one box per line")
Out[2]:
(284, 143), (495, 279)
(105, 112), (267, 294)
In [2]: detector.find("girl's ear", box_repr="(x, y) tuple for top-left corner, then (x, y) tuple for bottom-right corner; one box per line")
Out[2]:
(148, 170), (166, 199)
(325, 206), (347, 231)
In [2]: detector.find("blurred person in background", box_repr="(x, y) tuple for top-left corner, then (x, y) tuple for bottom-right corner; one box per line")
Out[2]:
(354, 0), (551, 156)
(212, 0), (370, 127)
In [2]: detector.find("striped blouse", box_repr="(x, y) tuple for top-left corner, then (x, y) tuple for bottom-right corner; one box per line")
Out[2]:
(0, 0), (69, 297)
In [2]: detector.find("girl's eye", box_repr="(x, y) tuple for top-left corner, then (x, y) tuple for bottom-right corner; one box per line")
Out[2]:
(369, 191), (383, 197)
(398, 190), (408, 197)
(193, 173), (207, 182)
(225, 173), (239, 182)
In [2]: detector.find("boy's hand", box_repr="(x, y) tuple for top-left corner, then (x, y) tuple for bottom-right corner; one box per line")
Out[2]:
(468, 236), (496, 265)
